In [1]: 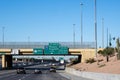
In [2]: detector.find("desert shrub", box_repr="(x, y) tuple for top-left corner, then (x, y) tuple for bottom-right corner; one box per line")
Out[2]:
(98, 50), (103, 54)
(98, 64), (106, 68)
(85, 58), (96, 64)
(98, 59), (103, 62)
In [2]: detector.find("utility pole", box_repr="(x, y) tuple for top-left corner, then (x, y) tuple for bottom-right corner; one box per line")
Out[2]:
(107, 28), (108, 47)
(109, 33), (112, 47)
(2, 27), (5, 48)
(102, 18), (104, 48)
(94, 0), (97, 57)
(73, 24), (76, 48)
(80, 3), (83, 45)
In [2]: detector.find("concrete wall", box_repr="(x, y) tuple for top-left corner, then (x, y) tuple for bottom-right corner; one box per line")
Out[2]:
(80, 49), (95, 62)
(70, 49), (96, 62)
(0, 49), (11, 55)
(0, 49), (11, 53)
(66, 68), (120, 80)
(70, 48), (104, 62)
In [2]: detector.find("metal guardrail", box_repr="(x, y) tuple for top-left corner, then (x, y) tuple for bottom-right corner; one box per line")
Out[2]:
(0, 42), (95, 49)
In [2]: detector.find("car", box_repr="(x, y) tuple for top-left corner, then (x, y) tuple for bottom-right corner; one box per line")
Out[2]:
(34, 69), (42, 74)
(17, 67), (26, 74)
(44, 64), (47, 67)
(49, 67), (56, 72)
(52, 63), (56, 66)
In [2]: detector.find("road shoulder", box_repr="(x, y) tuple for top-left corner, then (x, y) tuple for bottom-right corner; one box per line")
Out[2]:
(58, 71), (93, 80)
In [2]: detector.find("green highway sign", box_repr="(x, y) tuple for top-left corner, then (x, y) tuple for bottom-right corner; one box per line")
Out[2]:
(33, 48), (43, 54)
(44, 43), (69, 55)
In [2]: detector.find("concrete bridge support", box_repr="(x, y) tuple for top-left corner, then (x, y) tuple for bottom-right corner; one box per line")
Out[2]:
(2, 55), (12, 69)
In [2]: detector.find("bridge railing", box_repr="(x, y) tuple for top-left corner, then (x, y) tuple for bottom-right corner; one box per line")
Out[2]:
(0, 42), (95, 49)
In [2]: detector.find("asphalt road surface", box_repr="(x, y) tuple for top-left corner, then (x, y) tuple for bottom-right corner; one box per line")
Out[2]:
(0, 70), (93, 80)
(0, 70), (70, 80)
(0, 64), (69, 80)
(0, 64), (2, 70)
(0, 64), (93, 80)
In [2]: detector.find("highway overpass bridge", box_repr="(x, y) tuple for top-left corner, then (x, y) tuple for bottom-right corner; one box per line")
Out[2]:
(0, 42), (101, 69)
(0, 48), (103, 69)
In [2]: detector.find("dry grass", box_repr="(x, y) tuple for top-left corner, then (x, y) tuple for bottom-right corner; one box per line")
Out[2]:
(71, 55), (120, 74)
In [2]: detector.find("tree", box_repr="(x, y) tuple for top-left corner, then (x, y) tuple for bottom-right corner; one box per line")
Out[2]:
(98, 47), (114, 62)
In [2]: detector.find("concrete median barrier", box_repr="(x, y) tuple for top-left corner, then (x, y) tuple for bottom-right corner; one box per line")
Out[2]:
(65, 67), (120, 80)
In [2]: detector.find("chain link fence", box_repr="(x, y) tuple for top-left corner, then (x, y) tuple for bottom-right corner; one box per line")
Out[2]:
(0, 42), (95, 49)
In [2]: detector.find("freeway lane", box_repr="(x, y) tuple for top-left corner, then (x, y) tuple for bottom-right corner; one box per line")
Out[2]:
(0, 70), (93, 80)
(0, 62), (68, 80)
(0, 64), (93, 80)
(0, 70), (70, 80)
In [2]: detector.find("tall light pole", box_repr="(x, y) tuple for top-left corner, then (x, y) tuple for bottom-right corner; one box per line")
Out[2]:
(102, 18), (104, 48)
(94, 0), (97, 57)
(73, 24), (76, 48)
(109, 33), (112, 47)
(2, 27), (5, 48)
(107, 28), (108, 47)
(80, 3), (83, 45)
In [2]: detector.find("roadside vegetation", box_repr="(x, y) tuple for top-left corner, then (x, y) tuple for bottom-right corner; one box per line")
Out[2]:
(69, 38), (120, 74)
(98, 47), (114, 62)
(98, 37), (120, 62)
(85, 58), (96, 64)
(67, 58), (80, 66)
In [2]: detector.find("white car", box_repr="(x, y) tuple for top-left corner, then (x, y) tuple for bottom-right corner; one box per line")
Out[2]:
(44, 64), (47, 67)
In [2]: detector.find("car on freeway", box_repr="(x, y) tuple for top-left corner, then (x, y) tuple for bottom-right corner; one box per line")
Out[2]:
(49, 67), (56, 72)
(17, 67), (26, 74)
(44, 64), (47, 67)
(52, 63), (56, 66)
(34, 69), (42, 74)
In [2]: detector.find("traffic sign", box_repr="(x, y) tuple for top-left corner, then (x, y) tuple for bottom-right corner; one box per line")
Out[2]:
(33, 48), (43, 54)
(44, 43), (69, 55)
(11, 49), (19, 54)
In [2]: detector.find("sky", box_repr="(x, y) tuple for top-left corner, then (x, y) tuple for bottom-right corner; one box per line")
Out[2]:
(0, 0), (120, 48)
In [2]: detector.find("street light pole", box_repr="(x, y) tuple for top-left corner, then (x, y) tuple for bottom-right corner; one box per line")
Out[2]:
(73, 24), (76, 48)
(102, 18), (104, 48)
(2, 27), (5, 48)
(80, 3), (83, 46)
(94, 0), (97, 57)
(107, 28), (108, 47)
(109, 33), (112, 47)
